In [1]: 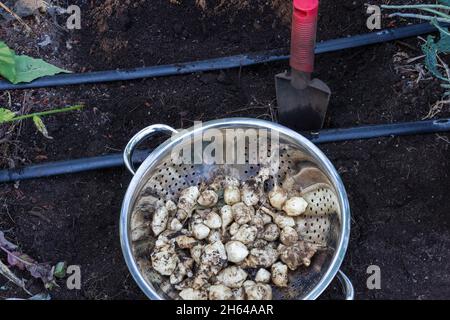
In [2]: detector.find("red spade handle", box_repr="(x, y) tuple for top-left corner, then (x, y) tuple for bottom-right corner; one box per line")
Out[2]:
(290, 0), (319, 73)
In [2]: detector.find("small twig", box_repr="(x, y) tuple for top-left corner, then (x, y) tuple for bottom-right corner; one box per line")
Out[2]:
(396, 40), (421, 53)
(226, 106), (272, 114)
(435, 134), (450, 144)
(4, 91), (12, 108)
(407, 54), (425, 64)
(255, 113), (272, 120)
(1, 199), (14, 224)
(0, 1), (32, 32)
(29, 209), (51, 223)
(417, 36), (427, 43)
(423, 99), (450, 119)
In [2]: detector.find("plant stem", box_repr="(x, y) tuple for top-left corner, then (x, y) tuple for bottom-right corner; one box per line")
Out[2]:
(382, 4), (450, 11)
(418, 8), (450, 20)
(431, 18), (450, 36)
(5, 104), (84, 122)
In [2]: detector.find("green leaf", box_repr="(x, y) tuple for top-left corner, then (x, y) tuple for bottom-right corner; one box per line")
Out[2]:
(436, 33), (450, 52)
(13, 55), (70, 84)
(438, 0), (450, 6)
(0, 108), (16, 123)
(33, 115), (53, 139)
(0, 41), (17, 83)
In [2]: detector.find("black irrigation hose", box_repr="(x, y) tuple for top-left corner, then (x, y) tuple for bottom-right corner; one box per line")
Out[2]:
(0, 23), (440, 90)
(306, 118), (450, 143)
(1, 118), (448, 183)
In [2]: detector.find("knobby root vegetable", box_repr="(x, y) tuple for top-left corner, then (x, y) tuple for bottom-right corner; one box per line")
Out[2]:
(232, 202), (254, 225)
(203, 211), (222, 229)
(280, 226), (299, 246)
(216, 266), (248, 288)
(139, 166), (333, 300)
(271, 262), (288, 287)
(152, 205), (169, 236)
(209, 284), (233, 300)
(198, 190), (219, 207)
(151, 244), (178, 276)
(192, 223), (210, 240)
(255, 268), (271, 283)
(231, 224), (258, 245)
(179, 288), (208, 300)
(245, 283), (273, 300)
(178, 186), (200, 216)
(225, 241), (249, 263)
(220, 205), (234, 234)
(269, 186), (288, 210)
(224, 186), (241, 205)
(283, 197), (308, 216)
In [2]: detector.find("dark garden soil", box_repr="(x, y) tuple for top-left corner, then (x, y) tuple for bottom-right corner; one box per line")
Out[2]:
(0, 0), (449, 299)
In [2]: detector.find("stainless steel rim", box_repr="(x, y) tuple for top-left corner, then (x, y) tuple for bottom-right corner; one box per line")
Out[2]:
(120, 118), (351, 300)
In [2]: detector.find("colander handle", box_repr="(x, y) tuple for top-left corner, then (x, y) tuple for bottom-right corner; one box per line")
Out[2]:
(124, 124), (179, 175)
(336, 270), (354, 300)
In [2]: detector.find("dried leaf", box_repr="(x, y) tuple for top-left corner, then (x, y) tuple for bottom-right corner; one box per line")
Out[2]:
(7, 252), (34, 270)
(1, 230), (54, 287)
(27, 263), (54, 285)
(0, 259), (28, 293)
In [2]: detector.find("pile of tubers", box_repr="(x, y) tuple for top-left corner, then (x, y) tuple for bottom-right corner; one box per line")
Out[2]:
(144, 169), (323, 300)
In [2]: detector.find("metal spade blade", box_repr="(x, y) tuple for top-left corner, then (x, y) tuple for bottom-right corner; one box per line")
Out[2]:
(276, 70), (331, 131)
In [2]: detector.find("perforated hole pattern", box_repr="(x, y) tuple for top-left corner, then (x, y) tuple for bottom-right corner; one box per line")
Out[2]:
(142, 145), (299, 202)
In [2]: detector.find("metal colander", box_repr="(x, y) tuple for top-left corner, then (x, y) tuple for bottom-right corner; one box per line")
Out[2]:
(120, 118), (352, 300)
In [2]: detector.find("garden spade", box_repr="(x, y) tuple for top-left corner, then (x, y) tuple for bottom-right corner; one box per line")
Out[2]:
(276, 0), (330, 131)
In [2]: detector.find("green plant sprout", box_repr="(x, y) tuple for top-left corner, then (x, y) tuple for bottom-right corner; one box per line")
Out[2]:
(0, 104), (84, 139)
(382, 1), (450, 92)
